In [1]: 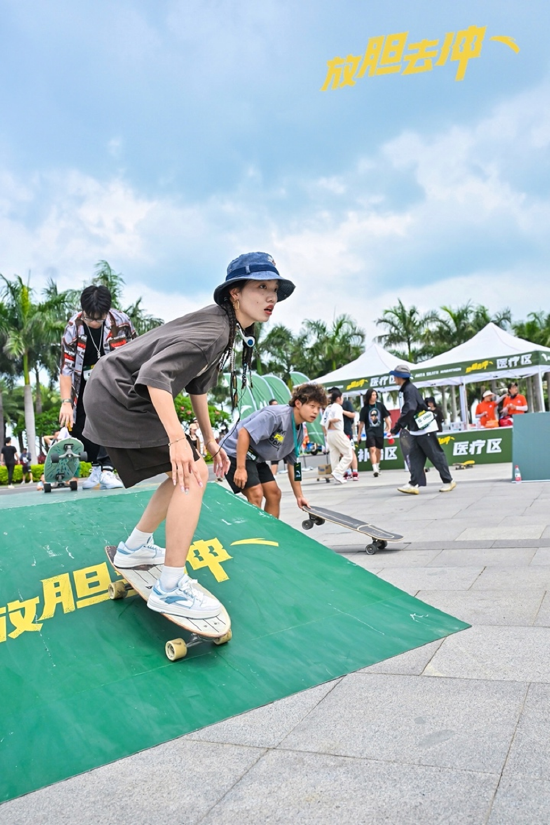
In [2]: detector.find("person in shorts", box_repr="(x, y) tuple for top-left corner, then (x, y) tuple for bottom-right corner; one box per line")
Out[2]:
(357, 388), (391, 477)
(83, 251), (295, 621)
(221, 384), (327, 516)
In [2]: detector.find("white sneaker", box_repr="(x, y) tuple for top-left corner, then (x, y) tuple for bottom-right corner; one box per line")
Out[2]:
(148, 574), (222, 619)
(113, 537), (166, 568)
(36, 481), (44, 491)
(398, 483), (419, 495)
(82, 465), (101, 489)
(8, 484), (14, 489)
(100, 469), (124, 489)
(332, 473), (348, 484)
(439, 480), (457, 493)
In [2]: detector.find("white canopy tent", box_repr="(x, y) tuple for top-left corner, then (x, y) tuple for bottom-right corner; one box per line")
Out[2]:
(316, 342), (415, 397)
(413, 323), (550, 424)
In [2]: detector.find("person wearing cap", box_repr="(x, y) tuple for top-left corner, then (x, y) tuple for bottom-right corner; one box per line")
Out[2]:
(389, 364), (456, 495)
(475, 390), (505, 428)
(501, 383), (528, 418)
(83, 251), (295, 621)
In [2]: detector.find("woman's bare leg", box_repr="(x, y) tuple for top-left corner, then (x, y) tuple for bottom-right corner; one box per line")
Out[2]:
(135, 460), (209, 567)
(262, 480), (282, 517)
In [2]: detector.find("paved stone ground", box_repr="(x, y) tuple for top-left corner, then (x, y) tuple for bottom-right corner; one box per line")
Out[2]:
(2, 462), (550, 823)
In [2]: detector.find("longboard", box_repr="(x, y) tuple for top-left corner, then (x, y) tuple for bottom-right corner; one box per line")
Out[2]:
(454, 460), (475, 470)
(105, 545), (232, 661)
(301, 505), (403, 555)
(43, 436), (87, 492)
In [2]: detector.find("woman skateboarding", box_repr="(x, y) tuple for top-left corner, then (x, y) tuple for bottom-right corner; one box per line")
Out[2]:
(83, 252), (295, 620)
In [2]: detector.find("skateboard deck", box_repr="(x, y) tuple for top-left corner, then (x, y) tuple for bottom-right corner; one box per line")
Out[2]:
(43, 437), (87, 491)
(302, 505), (403, 555)
(105, 545), (231, 661)
(454, 460), (475, 470)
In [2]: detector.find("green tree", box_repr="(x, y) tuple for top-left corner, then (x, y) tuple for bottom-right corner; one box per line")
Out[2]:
(0, 275), (66, 461)
(123, 296), (164, 335)
(376, 299), (435, 362)
(295, 314), (365, 377)
(513, 312), (550, 347)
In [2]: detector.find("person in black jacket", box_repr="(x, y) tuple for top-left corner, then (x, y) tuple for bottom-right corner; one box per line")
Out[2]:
(389, 365), (456, 495)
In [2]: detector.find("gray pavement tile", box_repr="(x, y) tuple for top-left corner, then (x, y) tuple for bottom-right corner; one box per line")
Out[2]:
(543, 526), (550, 538)
(185, 681), (340, 748)
(472, 566), (550, 590)
(360, 639), (444, 675)
(487, 776), (550, 825)
(201, 750), (499, 825)
(458, 525), (546, 540)
(410, 540), (495, 550)
(425, 626), (550, 682)
(491, 539), (546, 548)
(427, 547), (536, 567)
(534, 593), (550, 626)
(278, 673), (525, 773)
(378, 566), (483, 593)
(504, 684), (550, 780)
(342, 549), (442, 568)
(531, 548), (550, 565)
(0, 740), (264, 825)
(416, 590), (545, 627)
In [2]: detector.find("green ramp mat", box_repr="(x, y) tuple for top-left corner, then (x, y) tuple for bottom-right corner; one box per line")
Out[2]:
(0, 484), (468, 802)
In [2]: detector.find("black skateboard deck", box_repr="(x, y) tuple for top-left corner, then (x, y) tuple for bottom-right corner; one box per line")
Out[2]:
(301, 505), (403, 555)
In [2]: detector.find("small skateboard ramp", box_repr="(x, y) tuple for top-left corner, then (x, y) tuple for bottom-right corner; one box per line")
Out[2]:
(0, 484), (468, 802)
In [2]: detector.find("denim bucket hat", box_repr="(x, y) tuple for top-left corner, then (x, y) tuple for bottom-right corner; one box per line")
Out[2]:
(213, 251), (295, 306)
(389, 363), (412, 379)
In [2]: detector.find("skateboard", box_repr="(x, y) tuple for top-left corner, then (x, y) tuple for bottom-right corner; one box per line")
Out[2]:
(105, 545), (232, 661)
(301, 505), (403, 555)
(454, 460), (475, 470)
(43, 437), (88, 493)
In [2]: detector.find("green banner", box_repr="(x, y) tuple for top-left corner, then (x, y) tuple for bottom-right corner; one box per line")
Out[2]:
(357, 427), (512, 471)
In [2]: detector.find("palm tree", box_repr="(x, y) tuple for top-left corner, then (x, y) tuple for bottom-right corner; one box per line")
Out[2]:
(0, 275), (66, 461)
(261, 324), (299, 384)
(513, 312), (550, 347)
(92, 260), (126, 308)
(123, 297), (163, 335)
(296, 314), (365, 377)
(376, 300), (435, 362)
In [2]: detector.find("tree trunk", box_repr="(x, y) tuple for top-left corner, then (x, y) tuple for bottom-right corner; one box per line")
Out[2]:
(24, 384), (37, 463)
(441, 386), (448, 420)
(526, 376), (535, 414)
(34, 364), (43, 415)
(450, 386), (458, 422)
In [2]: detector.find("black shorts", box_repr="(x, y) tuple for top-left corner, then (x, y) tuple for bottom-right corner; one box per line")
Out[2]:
(366, 433), (384, 450)
(106, 434), (201, 489)
(226, 457), (275, 494)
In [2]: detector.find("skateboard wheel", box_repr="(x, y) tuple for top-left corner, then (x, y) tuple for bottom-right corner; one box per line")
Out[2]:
(314, 517), (325, 526)
(80, 451), (88, 462)
(108, 581), (128, 600)
(302, 519), (314, 530)
(70, 480), (78, 491)
(377, 540), (388, 550)
(51, 453), (60, 464)
(44, 483), (52, 493)
(213, 630), (232, 646)
(165, 638), (187, 661)
(365, 543), (377, 555)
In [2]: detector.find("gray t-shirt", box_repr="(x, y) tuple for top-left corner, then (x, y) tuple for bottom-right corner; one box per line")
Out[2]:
(221, 405), (303, 464)
(83, 304), (230, 448)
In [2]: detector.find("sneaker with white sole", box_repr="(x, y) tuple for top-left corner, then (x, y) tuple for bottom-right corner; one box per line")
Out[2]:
(332, 473), (348, 484)
(148, 574), (222, 619)
(100, 469), (124, 489)
(114, 537), (166, 568)
(82, 464), (102, 489)
(439, 480), (457, 493)
(398, 483), (419, 495)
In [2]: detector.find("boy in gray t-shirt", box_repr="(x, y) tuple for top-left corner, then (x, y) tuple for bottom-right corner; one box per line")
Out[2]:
(221, 384), (328, 517)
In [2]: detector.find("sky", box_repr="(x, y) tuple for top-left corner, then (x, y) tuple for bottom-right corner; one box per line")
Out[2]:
(1, 0), (549, 341)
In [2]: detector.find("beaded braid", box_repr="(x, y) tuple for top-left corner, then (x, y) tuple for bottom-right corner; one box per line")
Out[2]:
(219, 295), (256, 412)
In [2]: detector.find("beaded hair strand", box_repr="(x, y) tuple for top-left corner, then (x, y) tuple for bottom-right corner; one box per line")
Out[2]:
(219, 290), (256, 412)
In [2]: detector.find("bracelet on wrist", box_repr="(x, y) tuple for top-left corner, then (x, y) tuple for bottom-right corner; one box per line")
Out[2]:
(168, 436), (187, 447)
(61, 398), (72, 404)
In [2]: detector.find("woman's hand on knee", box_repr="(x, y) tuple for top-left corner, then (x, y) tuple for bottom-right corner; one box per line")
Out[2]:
(170, 439), (203, 493)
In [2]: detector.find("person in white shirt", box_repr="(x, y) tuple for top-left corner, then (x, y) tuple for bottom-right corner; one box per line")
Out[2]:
(324, 389), (354, 484)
